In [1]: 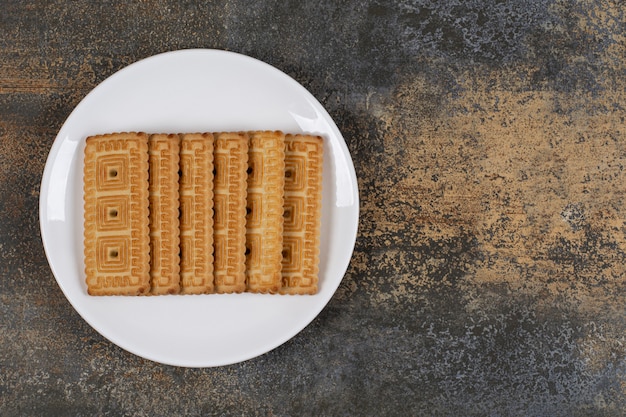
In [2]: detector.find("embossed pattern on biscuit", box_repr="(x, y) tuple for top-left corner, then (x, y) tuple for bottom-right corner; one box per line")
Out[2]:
(148, 134), (181, 295)
(246, 131), (285, 293)
(179, 133), (215, 294)
(214, 132), (248, 293)
(280, 134), (323, 295)
(84, 132), (150, 295)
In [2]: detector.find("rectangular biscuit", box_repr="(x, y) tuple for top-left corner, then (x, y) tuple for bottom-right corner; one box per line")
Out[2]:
(246, 131), (285, 293)
(179, 133), (215, 294)
(280, 134), (323, 295)
(83, 132), (150, 295)
(213, 132), (248, 293)
(148, 134), (181, 295)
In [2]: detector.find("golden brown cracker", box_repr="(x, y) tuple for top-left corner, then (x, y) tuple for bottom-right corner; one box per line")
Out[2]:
(280, 134), (323, 295)
(148, 134), (181, 295)
(213, 132), (248, 293)
(83, 132), (150, 295)
(245, 131), (285, 293)
(179, 133), (215, 294)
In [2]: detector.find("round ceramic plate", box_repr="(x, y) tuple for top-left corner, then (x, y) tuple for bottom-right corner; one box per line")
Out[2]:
(39, 49), (359, 367)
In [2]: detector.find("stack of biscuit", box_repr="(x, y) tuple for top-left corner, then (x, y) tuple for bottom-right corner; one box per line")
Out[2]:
(83, 131), (322, 296)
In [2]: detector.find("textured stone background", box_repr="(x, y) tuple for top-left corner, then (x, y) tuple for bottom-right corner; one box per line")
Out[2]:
(1, 1), (625, 415)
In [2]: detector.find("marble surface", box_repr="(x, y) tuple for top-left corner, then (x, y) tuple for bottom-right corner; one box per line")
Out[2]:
(1, 1), (625, 415)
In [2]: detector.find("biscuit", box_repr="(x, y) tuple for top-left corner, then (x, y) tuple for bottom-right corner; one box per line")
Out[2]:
(148, 134), (181, 295)
(179, 133), (215, 294)
(245, 131), (285, 293)
(83, 132), (150, 295)
(213, 132), (248, 293)
(280, 134), (323, 295)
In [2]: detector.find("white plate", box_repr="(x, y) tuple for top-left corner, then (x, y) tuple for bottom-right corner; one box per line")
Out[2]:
(39, 49), (359, 367)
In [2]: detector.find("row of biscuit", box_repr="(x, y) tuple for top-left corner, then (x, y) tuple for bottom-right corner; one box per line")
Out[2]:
(83, 131), (322, 296)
